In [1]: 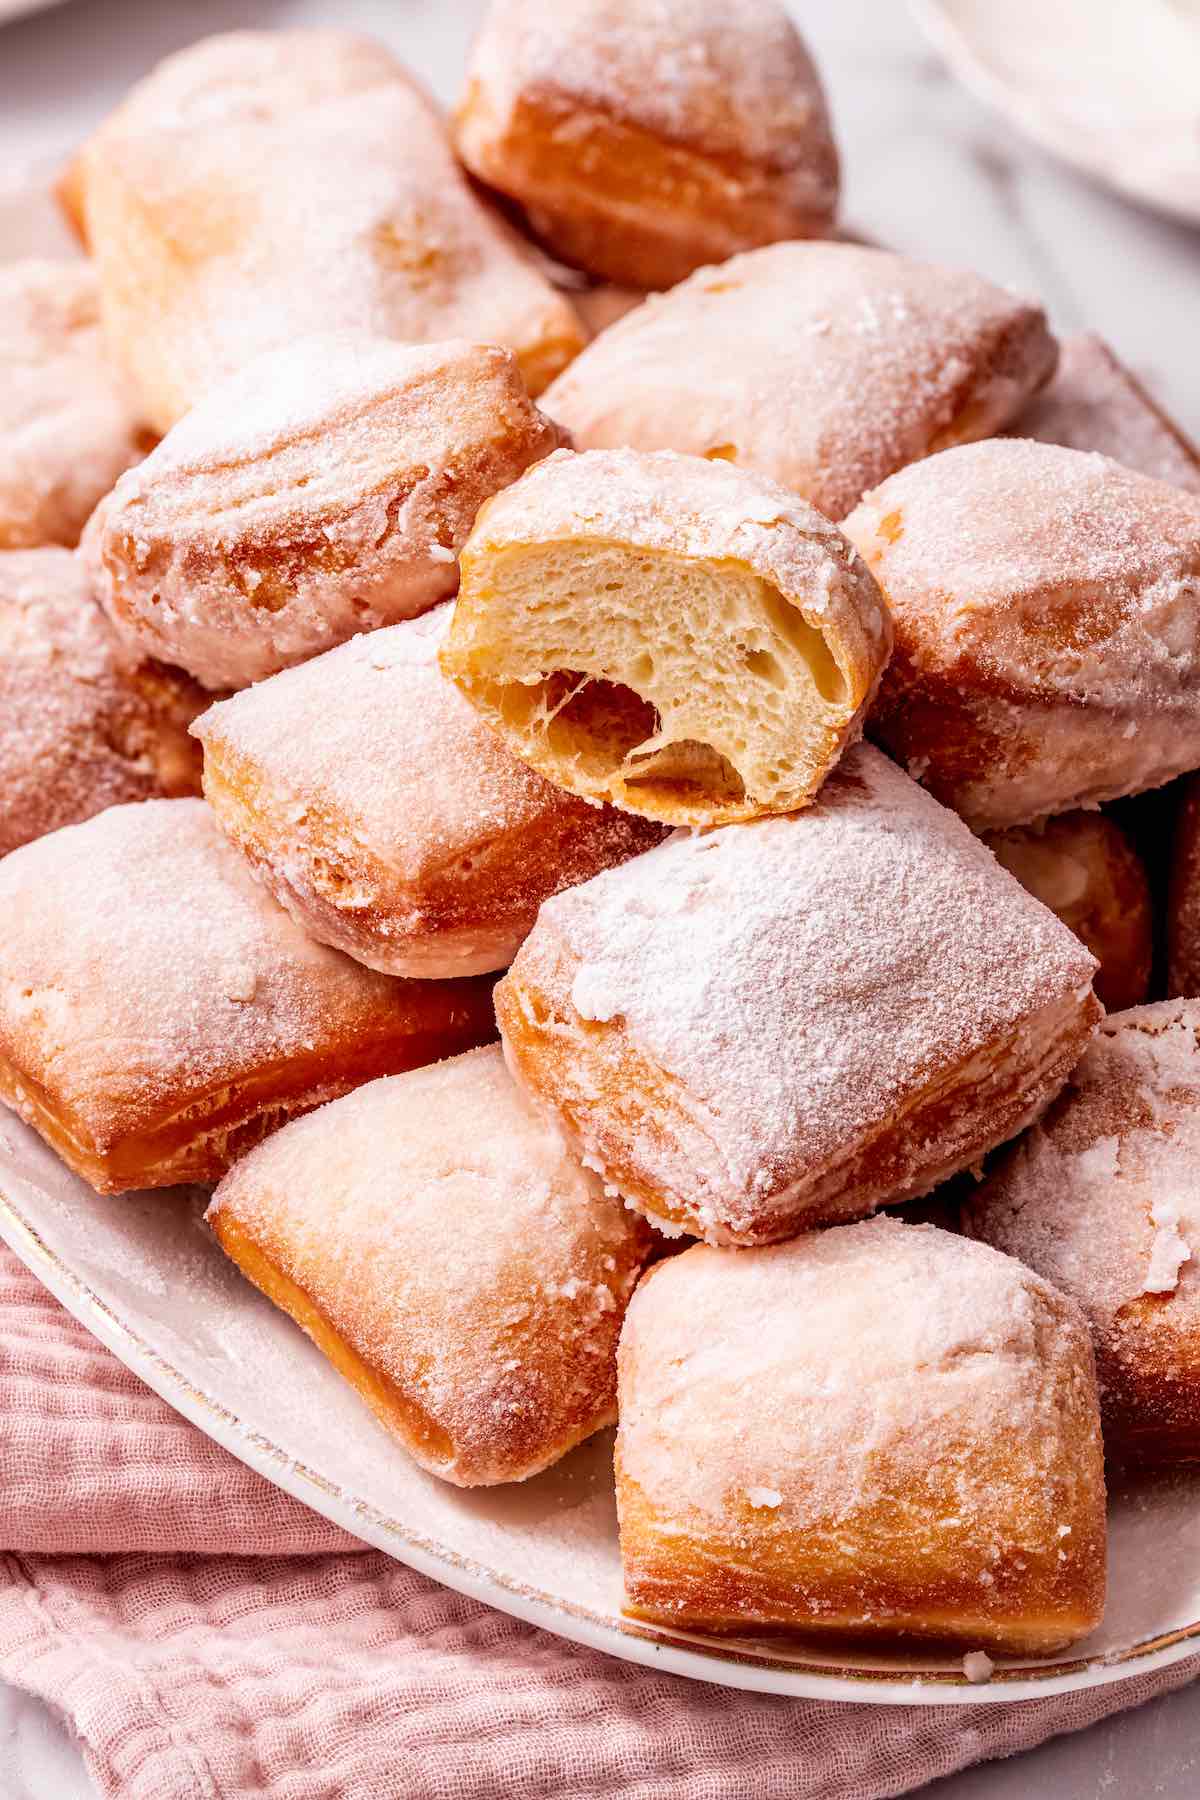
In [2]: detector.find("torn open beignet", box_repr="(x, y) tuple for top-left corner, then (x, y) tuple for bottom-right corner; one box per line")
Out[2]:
(440, 447), (891, 826)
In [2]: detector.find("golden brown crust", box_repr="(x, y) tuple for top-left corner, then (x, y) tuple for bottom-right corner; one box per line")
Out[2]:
(453, 0), (838, 289)
(208, 1046), (652, 1484)
(70, 30), (585, 433)
(963, 1001), (1200, 1466)
(1168, 776), (1200, 1000)
(84, 335), (564, 690)
(0, 547), (205, 857)
(0, 260), (149, 550)
(845, 439), (1200, 830)
(541, 242), (1057, 520)
(0, 799), (497, 1193)
(615, 1221), (1106, 1652)
(984, 812), (1153, 1013)
(440, 448), (892, 826)
(194, 608), (665, 978)
(495, 745), (1100, 1244)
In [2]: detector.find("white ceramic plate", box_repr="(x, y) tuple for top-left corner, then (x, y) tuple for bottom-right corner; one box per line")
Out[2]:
(6, 153), (1200, 1711)
(5, 1111), (1200, 1706)
(913, 0), (1200, 225)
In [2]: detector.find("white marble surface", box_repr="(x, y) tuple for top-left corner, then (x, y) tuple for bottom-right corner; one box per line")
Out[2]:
(0, 0), (1198, 1795)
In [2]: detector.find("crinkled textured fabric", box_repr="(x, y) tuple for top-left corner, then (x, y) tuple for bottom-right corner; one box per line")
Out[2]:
(0, 1243), (1196, 1799)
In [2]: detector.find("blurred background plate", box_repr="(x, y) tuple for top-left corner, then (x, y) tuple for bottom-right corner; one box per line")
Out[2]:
(913, 0), (1200, 225)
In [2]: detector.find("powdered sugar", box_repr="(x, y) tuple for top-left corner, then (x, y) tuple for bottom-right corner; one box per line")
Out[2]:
(846, 438), (1200, 827)
(209, 1045), (649, 1484)
(966, 1001), (1200, 1331)
(503, 744), (1097, 1240)
(543, 242), (1055, 519)
(87, 335), (563, 688)
(0, 798), (494, 1154)
(468, 0), (833, 172)
(0, 259), (147, 549)
(194, 604), (661, 975)
(616, 1217), (1105, 1643)
(77, 33), (583, 431)
(0, 546), (204, 855)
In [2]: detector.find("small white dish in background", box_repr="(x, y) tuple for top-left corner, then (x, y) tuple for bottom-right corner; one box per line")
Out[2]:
(912, 0), (1200, 225)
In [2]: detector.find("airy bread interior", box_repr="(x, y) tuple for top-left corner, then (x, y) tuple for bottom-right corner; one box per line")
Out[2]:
(449, 541), (854, 824)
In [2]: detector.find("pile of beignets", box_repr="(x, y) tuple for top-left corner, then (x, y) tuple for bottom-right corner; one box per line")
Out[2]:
(4, 3), (1200, 1667)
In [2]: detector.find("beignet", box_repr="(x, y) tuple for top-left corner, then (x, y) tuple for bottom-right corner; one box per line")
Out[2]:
(0, 260), (148, 550)
(0, 799), (496, 1194)
(0, 548), (204, 857)
(67, 30), (584, 432)
(453, 0), (838, 290)
(984, 812), (1153, 1013)
(84, 335), (562, 690)
(495, 744), (1100, 1244)
(1012, 333), (1200, 495)
(616, 1217), (1106, 1652)
(540, 242), (1057, 519)
(209, 1045), (652, 1485)
(440, 448), (891, 826)
(844, 439), (1200, 830)
(1168, 776), (1200, 1000)
(963, 1002), (1200, 1465)
(194, 607), (665, 979)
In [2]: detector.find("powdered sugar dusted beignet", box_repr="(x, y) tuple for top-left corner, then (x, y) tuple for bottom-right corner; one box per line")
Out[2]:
(0, 260), (148, 550)
(209, 1045), (652, 1485)
(496, 745), (1100, 1244)
(194, 607), (664, 978)
(0, 548), (204, 857)
(440, 449), (891, 826)
(68, 31), (584, 432)
(845, 440), (1200, 831)
(1011, 334), (1200, 496)
(616, 1218), (1106, 1651)
(85, 335), (563, 690)
(540, 243), (1057, 520)
(1169, 777), (1200, 1000)
(964, 1002), (1200, 1465)
(0, 799), (496, 1194)
(453, 0), (839, 291)
(983, 812), (1153, 1014)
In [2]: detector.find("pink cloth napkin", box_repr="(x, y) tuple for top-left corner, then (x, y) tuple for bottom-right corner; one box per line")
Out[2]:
(1, 1243), (1197, 1799)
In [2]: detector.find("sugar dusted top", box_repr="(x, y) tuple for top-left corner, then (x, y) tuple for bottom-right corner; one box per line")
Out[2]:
(964, 1001), (1200, 1328)
(0, 799), (478, 1146)
(542, 242), (1056, 519)
(618, 1216), (1098, 1548)
(524, 744), (1096, 1206)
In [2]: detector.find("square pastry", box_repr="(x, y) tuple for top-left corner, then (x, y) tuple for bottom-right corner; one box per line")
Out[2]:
(616, 1218), (1106, 1653)
(497, 745), (1100, 1244)
(209, 1045), (652, 1485)
(0, 798), (496, 1192)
